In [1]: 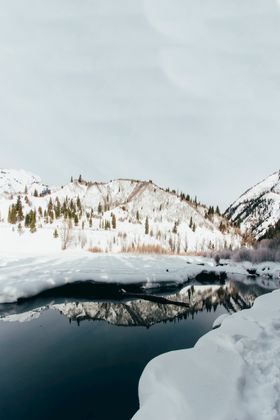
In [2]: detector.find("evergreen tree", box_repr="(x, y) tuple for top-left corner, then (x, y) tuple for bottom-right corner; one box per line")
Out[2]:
(38, 206), (43, 218)
(89, 218), (93, 228)
(15, 196), (24, 221)
(172, 222), (178, 234)
(219, 222), (226, 233)
(105, 220), (111, 230)
(215, 206), (221, 215)
(48, 198), (53, 215)
(71, 176), (73, 183)
(78, 174), (82, 183)
(29, 210), (36, 233)
(207, 206), (215, 218)
(77, 197), (81, 211)
(8, 205), (17, 224)
(49, 210), (54, 223)
(189, 217), (193, 229)
(61, 199), (67, 216)
(34, 189), (38, 197)
(53, 229), (59, 238)
(98, 202), (103, 214)
(112, 213), (116, 229)
(74, 214), (79, 226)
(70, 199), (75, 211)
(145, 216), (149, 235)
(55, 200), (61, 219)
(136, 210), (140, 221)
(25, 212), (30, 227)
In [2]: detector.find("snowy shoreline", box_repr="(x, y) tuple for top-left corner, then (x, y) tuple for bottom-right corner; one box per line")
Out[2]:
(132, 289), (280, 420)
(0, 252), (280, 303)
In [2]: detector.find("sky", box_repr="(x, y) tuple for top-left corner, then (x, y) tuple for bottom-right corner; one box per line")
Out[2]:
(1, 0), (280, 210)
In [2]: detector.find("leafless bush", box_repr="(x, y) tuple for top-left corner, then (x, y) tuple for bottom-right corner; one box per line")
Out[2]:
(88, 246), (103, 253)
(60, 219), (73, 250)
(121, 244), (168, 254)
(210, 235), (280, 263)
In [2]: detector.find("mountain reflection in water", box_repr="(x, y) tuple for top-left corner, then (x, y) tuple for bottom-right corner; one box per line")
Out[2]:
(0, 280), (270, 327)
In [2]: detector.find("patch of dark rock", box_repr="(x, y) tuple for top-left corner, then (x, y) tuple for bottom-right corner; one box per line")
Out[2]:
(246, 268), (259, 277)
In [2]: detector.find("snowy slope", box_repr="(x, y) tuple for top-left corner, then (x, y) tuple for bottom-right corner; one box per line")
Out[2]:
(0, 169), (242, 254)
(132, 289), (280, 420)
(0, 169), (47, 196)
(225, 170), (280, 239)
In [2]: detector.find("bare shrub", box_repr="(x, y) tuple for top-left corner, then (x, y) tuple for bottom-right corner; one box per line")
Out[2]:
(214, 254), (220, 265)
(60, 219), (73, 250)
(88, 246), (103, 253)
(121, 244), (167, 254)
(210, 234), (280, 263)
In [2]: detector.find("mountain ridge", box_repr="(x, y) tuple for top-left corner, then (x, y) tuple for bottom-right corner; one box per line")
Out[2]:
(225, 169), (280, 240)
(0, 168), (241, 254)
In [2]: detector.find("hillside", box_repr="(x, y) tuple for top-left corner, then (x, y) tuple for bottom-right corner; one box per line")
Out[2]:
(225, 170), (280, 240)
(0, 169), (241, 254)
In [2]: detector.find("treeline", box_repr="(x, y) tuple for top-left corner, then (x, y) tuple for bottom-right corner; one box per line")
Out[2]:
(8, 196), (24, 224)
(166, 188), (199, 207)
(261, 219), (280, 240)
(7, 195), (118, 233)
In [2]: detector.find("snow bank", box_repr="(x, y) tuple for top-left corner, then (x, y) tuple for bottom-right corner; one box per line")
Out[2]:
(212, 313), (230, 329)
(132, 290), (280, 420)
(0, 253), (199, 303)
(0, 252), (280, 303)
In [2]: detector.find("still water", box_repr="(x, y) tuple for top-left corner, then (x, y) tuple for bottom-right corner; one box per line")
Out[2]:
(0, 280), (270, 420)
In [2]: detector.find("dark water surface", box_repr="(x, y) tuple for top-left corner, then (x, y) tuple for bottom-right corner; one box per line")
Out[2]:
(0, 280), (270, 420)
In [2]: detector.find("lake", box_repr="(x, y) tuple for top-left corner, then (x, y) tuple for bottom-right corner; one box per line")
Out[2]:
(0, 279), (271, 420)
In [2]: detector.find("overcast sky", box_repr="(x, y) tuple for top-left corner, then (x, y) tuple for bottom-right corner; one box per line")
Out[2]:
(1, 0), (280, 210)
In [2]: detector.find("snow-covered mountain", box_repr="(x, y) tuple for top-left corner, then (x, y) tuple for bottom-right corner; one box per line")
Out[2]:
(225, 170), (280, 240)
(0, 169), (48, 196)
(0, 169), (241, 254)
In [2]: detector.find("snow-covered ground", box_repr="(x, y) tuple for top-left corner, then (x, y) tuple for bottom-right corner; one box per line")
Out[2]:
(132, 289), (280, 420)
(0, 251), (280, 303)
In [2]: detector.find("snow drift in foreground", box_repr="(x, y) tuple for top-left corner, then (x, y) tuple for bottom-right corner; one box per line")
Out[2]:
(132, 290), (280, 420)
(0, 252), (280, 303)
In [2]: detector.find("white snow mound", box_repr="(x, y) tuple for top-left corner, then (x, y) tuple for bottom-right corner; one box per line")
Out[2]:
(132, 290), (280, 420)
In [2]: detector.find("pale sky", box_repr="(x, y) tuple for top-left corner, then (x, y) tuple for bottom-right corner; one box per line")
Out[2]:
(1, 0), (280, 210)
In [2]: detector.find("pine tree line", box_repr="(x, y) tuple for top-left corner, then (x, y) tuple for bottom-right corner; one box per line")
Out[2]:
(8, 196), (24, 224)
